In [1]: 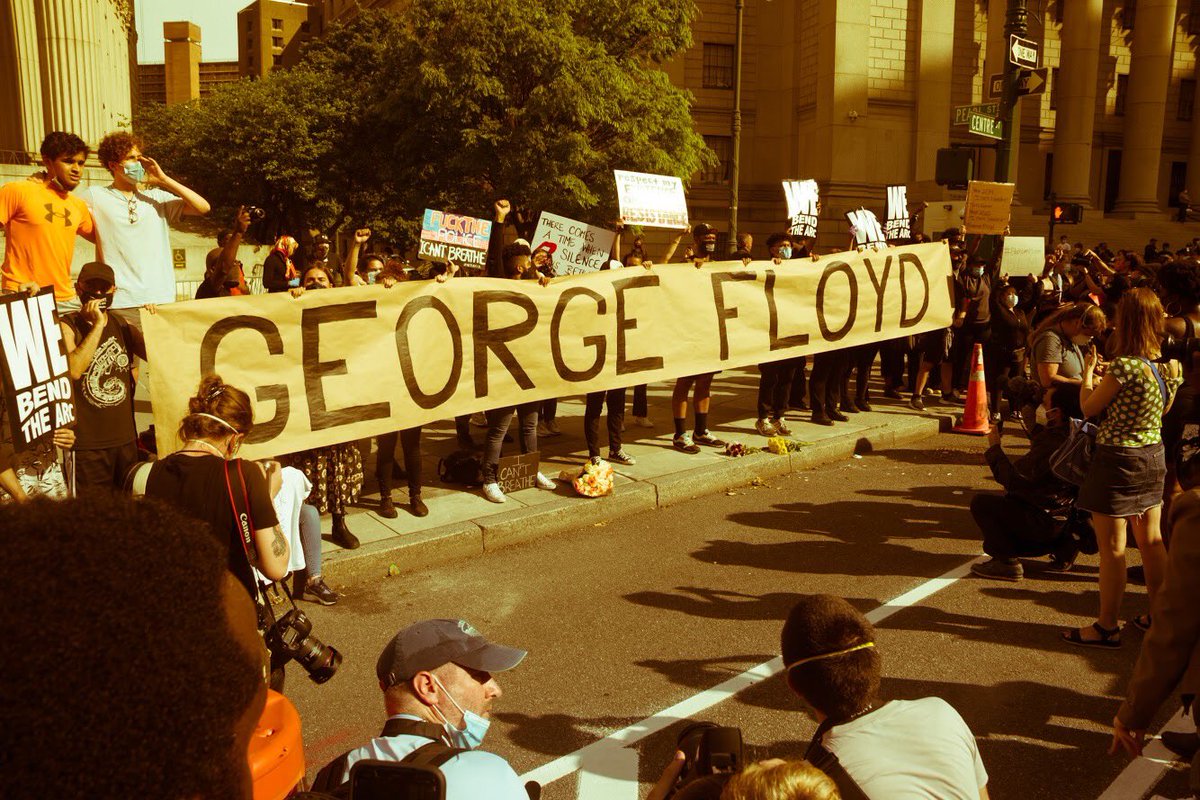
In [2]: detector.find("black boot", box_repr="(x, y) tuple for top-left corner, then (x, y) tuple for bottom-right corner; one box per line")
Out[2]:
(410, 494), (429, 517)
(377, 480), (398, 519)
(331, 514), (360, 550)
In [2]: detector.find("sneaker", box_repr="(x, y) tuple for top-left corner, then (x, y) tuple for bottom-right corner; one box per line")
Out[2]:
(300, 577), (340, 606)
(755, 418), (778, 436)
(1046, 555), (1075, 573)
(909, 396), (926, 411)
(674, 433), (701, 454)
(694, 430), (726, 447)
(772, 418), (792, 436)
(535, 472), (556, 490)
(941, 391), (964, 405)
(482, 482), (506, 503)
(883, 387), (903, 399)
(546, 419), (562, 436)
(634, 416), (655, 428)
(1160, 731), (1200, 759)
(537, 422), (551, 438)
(608, 449), (637, 465)
(989, 411), (1002, 423)
(470, 411), (488, 427)
(971, 558), (1024, 581)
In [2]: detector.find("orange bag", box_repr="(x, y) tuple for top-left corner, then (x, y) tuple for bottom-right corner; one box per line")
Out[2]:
(249, 690), (306, 800)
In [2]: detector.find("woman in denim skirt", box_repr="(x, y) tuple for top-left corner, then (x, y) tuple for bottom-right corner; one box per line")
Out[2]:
(1063, 289), (1183, 648)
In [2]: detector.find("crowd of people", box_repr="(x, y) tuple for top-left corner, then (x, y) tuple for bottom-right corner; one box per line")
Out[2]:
(5, 129), (1200, 798)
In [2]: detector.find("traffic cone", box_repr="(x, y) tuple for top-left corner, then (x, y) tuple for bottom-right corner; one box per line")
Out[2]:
(953, 342), (990, 435)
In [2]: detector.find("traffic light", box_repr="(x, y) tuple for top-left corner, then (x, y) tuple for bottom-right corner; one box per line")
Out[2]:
(1051, 202), (1083, 224)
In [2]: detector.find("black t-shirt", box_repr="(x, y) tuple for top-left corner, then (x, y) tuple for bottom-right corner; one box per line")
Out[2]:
(62, 313), (137, 450)
(956, 273), (992, 325)
(145, 453), (280, 600)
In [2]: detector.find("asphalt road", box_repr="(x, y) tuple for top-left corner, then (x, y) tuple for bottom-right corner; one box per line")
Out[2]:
(285, 432), (1190, 799)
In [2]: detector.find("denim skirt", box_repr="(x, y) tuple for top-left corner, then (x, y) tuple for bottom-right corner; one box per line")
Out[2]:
(1076, 442), (1166, 517)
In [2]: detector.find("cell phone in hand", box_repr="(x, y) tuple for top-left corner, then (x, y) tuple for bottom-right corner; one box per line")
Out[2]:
(348, 760), (444, 800)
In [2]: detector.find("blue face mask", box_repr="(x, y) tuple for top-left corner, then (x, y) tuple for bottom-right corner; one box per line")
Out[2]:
(432, 675), (490, 749)
(123, 160), (146, 184)
(969, 266), (984, 278)
(778, 246), (793, 259)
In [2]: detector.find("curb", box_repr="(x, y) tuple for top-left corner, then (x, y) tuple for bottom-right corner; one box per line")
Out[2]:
(322, 412), (959, 586)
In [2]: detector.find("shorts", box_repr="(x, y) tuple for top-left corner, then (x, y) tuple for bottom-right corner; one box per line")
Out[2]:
(917, 329), (952, 365)
(1076, 443), (1166, 517)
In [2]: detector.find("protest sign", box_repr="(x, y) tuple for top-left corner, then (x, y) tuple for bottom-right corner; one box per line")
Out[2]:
(613, 170), (689, 230)
(885, 185), (911, 242)
(418, 209), (493, 268)
(1001, 236), (1046, 275)
(0, 288), (75, 451)
(497, 451), (539, 494)
(532, 212), (618, 275)
(145, 243), (954, 460)
(783, 179), (820, 239)
(963, 181), (1015, 235)
(846, 208), (886, 250)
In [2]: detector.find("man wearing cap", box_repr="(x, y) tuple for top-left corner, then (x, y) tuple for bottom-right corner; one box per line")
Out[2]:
(325, 619), (531, 798)
(60, 263), (148, 489)
(784, 595), (990, 799)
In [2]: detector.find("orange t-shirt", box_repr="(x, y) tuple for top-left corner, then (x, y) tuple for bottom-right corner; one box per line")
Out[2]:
(0, 179), (94, 301)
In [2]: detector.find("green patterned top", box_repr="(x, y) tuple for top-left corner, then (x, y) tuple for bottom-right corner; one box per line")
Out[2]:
(1096, 357), (1183, 447)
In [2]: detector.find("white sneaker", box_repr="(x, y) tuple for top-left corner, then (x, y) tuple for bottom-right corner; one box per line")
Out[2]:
(482, 482), (506, 503)
(545, 419), (562, 436)
(772, 418), (792, 436)
(634, 416), (654, 428)
(755, 418), (778, 436)
(536, 422), (551, 438)
(535, 472), (556, 490)
(470, 412), (488, 427)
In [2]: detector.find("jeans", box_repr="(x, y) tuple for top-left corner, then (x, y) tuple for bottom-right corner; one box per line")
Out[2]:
(584, 388), (626, 457)
(298, 502), (322, 576)
(454, 415), (475, 448)
(483, 402), (539, 483)
(539, 399), (558, 423)
(758, 358), (801, 419)
(375, 427), (422, 498)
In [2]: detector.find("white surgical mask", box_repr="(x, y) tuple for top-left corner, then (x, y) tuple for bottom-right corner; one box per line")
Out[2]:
(778, 245), (793, 259)
(1003, 295), (1017, 308)
(1034, 405), (1049, 427)
(430, 675), (490, 750)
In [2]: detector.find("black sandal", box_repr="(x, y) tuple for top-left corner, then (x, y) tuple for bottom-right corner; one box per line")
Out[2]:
(1130, 614), (1151, 632)
(1062, 622), (1121, 649)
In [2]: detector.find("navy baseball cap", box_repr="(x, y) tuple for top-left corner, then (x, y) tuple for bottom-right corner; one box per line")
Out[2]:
(77, 262), (115, 286)
(377, 619), (527, 687)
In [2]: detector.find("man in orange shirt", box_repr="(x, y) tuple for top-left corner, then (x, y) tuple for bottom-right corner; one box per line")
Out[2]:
(0, 131), (96, 312)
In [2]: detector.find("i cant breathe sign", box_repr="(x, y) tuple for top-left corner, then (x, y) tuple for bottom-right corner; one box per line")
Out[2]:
(0, 288), (75, 450)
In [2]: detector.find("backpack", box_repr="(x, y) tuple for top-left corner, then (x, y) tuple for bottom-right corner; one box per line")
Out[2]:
(438, 450), (482, 486)
(310, 718), (465, 797)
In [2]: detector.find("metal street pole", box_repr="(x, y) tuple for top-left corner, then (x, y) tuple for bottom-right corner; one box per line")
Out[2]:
(994, 0), (1028, 181)
(729, 0), (745, 250)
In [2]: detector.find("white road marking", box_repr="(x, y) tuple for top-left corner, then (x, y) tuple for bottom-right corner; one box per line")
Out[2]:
(524, 557), (983, 788)
(1098, 708), (1192, 800)
(577, 747), (639, 799)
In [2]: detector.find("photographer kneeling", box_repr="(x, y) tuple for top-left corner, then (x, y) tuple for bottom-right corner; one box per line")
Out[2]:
(970, 383), (1092, 581)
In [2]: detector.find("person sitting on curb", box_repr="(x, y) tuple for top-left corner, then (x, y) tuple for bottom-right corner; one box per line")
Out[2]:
(970, 383), (1092, 581)
(782, 595), (990, 799)
(313, 618), (532, 799)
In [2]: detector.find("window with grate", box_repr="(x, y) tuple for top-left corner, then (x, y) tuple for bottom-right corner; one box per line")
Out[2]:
(1115, 74), (1128, 116)
(702, 43), (735, 89)
(272, 36), (283, 48)
(701, 135), (732, 184)
(1181, 79), (1196, 121)
(272, 17), (283, 30)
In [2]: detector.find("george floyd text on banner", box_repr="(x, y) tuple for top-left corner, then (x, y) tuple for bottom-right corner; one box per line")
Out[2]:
(144, 243), (955, 460)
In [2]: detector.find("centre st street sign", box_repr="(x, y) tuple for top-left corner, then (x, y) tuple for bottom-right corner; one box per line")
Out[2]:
(953, 103), (1000, 126)
(968, 112), (1003, 140)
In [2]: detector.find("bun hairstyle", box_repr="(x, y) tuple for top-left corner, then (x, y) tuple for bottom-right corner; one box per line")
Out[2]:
(179, 374), (253, 442)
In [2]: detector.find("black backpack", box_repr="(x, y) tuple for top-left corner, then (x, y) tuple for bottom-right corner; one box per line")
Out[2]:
(438, 450), (483, 486)
(310, 719), (465, 797)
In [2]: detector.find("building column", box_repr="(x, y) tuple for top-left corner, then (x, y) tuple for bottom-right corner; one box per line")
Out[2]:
(1114, 0), (1179, 214)
(36, 0), (103, 144)
(3, 0), (47, 155)
(812, 0), (871, 187)
(1052, 0), (1104, 206)
(1188, 59), (1200, 199)
(913, 0), (955, 189)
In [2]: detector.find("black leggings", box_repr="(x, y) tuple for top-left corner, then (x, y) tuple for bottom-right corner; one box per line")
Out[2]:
(758, 358), (801, 419)
(375, 427), (422, 497)
(810, 350), (849, 417)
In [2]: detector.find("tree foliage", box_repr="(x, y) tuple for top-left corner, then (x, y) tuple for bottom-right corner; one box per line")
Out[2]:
(136, 0), (711, 247)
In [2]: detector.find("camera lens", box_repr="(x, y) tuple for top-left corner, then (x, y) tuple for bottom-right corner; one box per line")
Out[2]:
(267, 610), (343, 684)
(294, 636), (342, 684)
(248, 206), (266, 221)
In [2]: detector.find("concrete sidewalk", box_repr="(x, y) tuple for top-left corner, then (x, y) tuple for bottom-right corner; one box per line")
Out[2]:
(315, 368), (963, 587)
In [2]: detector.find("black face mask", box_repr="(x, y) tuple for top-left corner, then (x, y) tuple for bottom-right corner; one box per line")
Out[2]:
(82, 290), (113, 310)
(304, 281), (327, 291)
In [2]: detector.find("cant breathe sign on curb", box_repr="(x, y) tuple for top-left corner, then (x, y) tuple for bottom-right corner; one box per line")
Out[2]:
(0, 288), (75, 450)
(497, 451), (539, 494)
(418, 209), (493, 268)
(144, 243), (954, 460)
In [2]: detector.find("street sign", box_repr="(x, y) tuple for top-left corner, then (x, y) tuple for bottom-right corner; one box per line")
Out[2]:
(953, 103), (999, 125)
(1009, 34), (1039, 69)
(968, 112), (1003, 140)
(987, 68), (1049, 99)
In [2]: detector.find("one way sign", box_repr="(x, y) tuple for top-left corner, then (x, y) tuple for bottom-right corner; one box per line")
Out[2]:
(988, 67), (1048, 99)
(1009, 34), (1039, 69)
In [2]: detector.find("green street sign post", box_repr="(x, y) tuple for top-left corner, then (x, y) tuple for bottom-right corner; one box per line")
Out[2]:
(968, 112), (1003, 140)
(953, 103), (1000, 126)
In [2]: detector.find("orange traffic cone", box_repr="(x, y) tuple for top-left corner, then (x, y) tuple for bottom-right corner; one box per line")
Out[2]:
(953, 342), (990, 435)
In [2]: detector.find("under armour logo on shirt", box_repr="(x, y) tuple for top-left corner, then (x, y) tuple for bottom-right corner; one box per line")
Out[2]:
(44, 204), (72, 226)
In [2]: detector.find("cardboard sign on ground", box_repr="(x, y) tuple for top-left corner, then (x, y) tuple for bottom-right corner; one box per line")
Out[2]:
(497, 451), (539, 494)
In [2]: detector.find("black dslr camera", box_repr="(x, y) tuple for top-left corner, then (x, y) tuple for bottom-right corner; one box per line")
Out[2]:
(1157, 336), (1200, 363)
(266, 608), (342, 684)
(246, 206), (267, 221)
(665, 722), (745, 799)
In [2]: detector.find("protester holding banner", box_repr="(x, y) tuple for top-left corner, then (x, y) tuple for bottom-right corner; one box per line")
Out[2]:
(79, 131), (209, 332)
(342, 228), (381, 287)
(202, 208), (252, 297)
(0, 132), (95, 312)
(263, 235), (301, 293)
(59, 262), (147, 489)
(756, 234), (802, 436)
(620, 238), (655, 429)
(671, 223), (726, 453)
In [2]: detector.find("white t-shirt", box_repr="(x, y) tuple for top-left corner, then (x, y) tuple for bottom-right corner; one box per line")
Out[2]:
(79, 185), (185, 308)
(263, 466), (311, 580)
(823, 698), (988, 799)
(342, 715), (529, 800)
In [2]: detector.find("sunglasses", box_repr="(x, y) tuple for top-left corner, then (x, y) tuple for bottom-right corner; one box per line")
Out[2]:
(126, 195), (138, 225)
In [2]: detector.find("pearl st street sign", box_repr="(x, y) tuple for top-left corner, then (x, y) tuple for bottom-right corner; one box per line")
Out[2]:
(953, 103), (999, 126)
(968, 112), (1004, 140)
